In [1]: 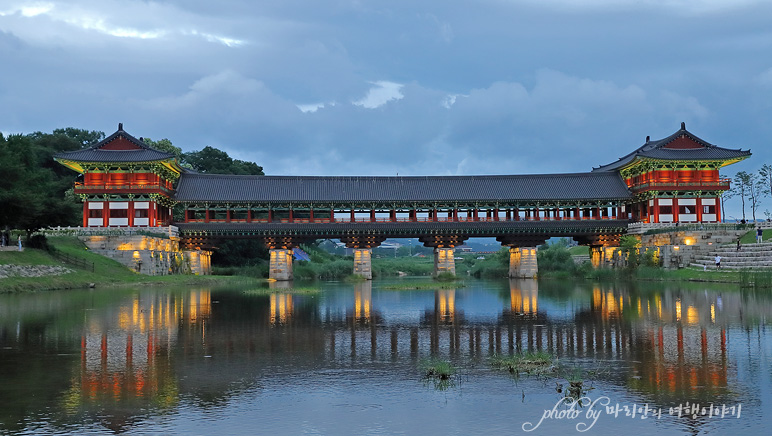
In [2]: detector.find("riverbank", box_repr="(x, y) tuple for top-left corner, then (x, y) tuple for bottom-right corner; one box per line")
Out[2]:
(0, 236), (257, 293)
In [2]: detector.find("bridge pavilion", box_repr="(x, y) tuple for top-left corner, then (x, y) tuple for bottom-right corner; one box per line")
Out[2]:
(54, 123), (750, 280)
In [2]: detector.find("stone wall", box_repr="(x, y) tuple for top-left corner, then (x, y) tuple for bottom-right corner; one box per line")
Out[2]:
(0, 265), (73, 279)
(79, 235), (211, 276)
(639, 228), (748, 270)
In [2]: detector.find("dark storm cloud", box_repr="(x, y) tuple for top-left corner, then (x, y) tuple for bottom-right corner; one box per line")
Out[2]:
(0, 0), (770, 214)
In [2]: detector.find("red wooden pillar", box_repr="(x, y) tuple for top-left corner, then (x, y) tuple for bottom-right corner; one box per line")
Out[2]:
(716, 197), (722, 223)
(535, 208), (540, 221)
(514, 208), (519, 221)
(696, 198), (703, 223)
(672, 199), (679, 223)
(350, 209), (355, 222)
(83, 202), (88, 227)
(432, 209), (438, 222)
(103, 201), (109, 227)
(205, 208), (210, 223)
(246, 209), (252, 223)
(226, 209), (232, 223)
(309, 209), (314, 223)
(391, 210), (396, 222)
(493, 208), (499, 221)
(128, 201), (135, 227)
(289, 209), (294, 222)
(268, 209), (273, 222)
(473, 208), (479, 221)
(370, 210), (376, 222)
(330, 209), (335, 222)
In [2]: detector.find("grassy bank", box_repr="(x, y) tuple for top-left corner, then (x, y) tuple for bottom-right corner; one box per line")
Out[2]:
(0, 236), (257, 293)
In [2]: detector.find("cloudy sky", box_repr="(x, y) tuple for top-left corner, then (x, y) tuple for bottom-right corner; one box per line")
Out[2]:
(1, 0), (771, 215)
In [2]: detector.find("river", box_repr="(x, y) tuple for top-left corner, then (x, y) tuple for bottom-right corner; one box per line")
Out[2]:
(0, 278), (770, 435)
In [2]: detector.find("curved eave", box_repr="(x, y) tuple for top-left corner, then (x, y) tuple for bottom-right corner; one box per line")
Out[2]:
(53, 158), (86, 174)
(618, 154), (750, 171)
(53, 157), (183, 176)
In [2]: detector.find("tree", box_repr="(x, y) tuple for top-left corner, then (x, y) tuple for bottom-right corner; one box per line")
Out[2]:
(182, 146), (264, 175)
(759, 164), (772, 199)
(749, 173), (762, 222)
(143, 137), (184, 161)
(52, 128), (104, 147)
(734, 171), (753, 222)
(0, 134), (80, 236)
(719, 173), (733, 223)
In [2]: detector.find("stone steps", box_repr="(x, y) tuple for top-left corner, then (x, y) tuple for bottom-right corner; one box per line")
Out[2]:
(688, 263), (772, 271)
(689, 240), (772, 270)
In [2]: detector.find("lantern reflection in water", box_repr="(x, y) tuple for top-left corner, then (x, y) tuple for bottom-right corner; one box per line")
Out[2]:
(68, 291), (212, 416)
(353, 282), (372, 322)
(510, 279), (538, 315)
(436, 289), (456, 321)
(270, 293), (294, 324)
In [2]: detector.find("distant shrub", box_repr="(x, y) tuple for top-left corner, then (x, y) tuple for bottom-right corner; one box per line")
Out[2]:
(27, 234), (49, 251)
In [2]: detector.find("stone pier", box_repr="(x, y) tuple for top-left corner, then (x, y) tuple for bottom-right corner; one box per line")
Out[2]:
(508, 247), (538, 278)
(342, 236), (385, 280)
(269, 249), (294, 281)
(420, 235), (468, 277)
(79, 233), (211, 276)
(353, 248), (373, 279)
(434, 247), (456, 276)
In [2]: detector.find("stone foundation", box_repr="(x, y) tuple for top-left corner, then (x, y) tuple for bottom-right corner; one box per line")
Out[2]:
(641, 228), (748, 270)
(269, 249), (293, 281)
(509, 247), (538, 278)
(353, 248), (373, 279)
(79, 235), (211, 276)
(434, 247), (456, 276)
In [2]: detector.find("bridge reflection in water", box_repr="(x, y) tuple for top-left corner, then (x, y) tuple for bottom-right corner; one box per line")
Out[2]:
(0, 279), (768, 434)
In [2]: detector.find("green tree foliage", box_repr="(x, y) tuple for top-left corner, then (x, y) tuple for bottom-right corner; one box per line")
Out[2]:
(0, 132), (87, 234)
(51, 128), (104, 147)
(733, 171), (756, 221)
(183, 146), (264, 175)
(211, 239), (269, 267)
(759, 164), (772, 200)
(142, 137), (184, 160)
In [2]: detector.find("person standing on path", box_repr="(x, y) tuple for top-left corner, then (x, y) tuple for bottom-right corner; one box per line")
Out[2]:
(715, 254), (722, 270)
(17, 236), (22, 252)
(757, 227), (763, 243)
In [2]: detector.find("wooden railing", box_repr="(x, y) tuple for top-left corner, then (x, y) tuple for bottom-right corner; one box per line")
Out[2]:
(183, 215), (621, 224)
(49, 247), (95, 272)
(632, 180), (731, 190)
(74, 182), (174, 195)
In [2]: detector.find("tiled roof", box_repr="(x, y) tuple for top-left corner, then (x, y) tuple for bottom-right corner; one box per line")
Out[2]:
(174, 172), (631, 203)
(53, 123), (175, 163)
(594, 123), (750, 171)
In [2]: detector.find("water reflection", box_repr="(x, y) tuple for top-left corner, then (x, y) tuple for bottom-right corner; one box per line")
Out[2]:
(0, 279), (770, 435)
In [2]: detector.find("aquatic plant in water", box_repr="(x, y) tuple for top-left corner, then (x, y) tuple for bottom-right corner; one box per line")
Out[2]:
(489, 352), (556, 376)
